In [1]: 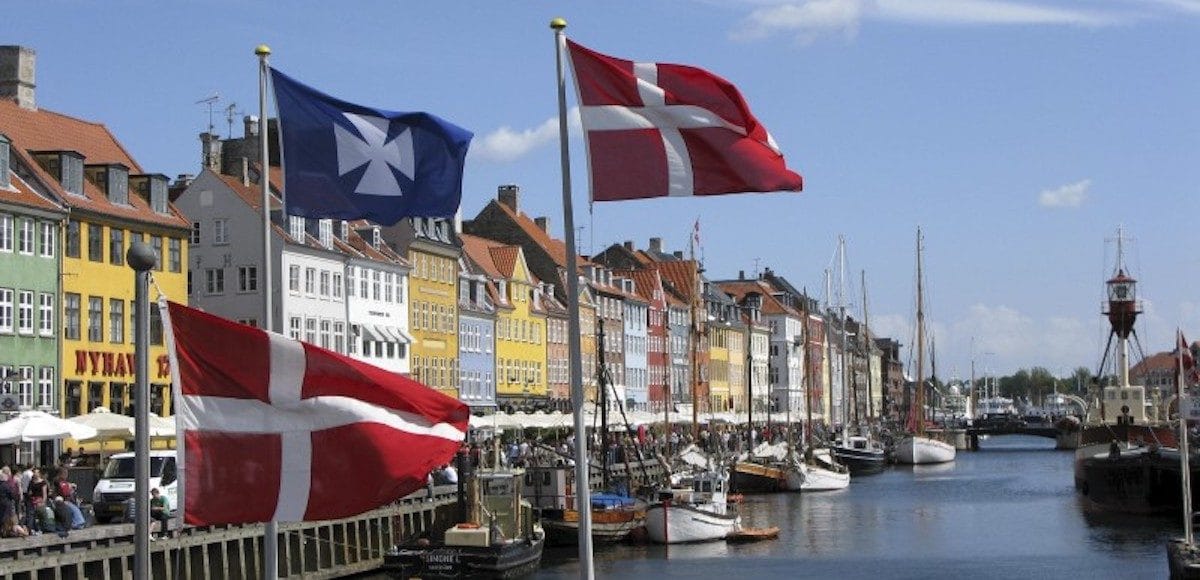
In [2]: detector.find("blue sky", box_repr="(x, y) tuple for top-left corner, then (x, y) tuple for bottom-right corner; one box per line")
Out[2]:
(8, 1), (1198, 379)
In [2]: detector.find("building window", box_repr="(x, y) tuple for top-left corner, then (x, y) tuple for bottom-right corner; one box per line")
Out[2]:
(320, 271), (330, 297)
(17, 218), (33, 255)
(37, 367), (53, 409)
(289, 317), (301, 340)
(150, 305), (163, 345)
(190, 221), (201, 244)
(88, 223), (103, 262)
(17, 290), (32, 334)
(168, 238), (181, 272)
(385, 272), (394, 302)
(305, 318), (317, 344)
(289, 265), (300, 292)
(346, 268), (356, 298)
(63, 219), (79, 258)
(372, 271), (381, 301)
(151, 235), (163, 271)
(109, 227), (125, 265)
(37, 293), (53, 336)
(0, 288), (11, 333)
(333, 272), (343, 299)
(239, 266), (258, 292)
(304, 268), (316, 294)
(87, 296), (103, 342)
(319, 319), (331, 349)
(213, 218), (229, 244)
(63, 293), (80, 340)
(109, 298), (124, 343)
(0, 214), (10, 252)
(333, 321), (345, 353)
(17, 366), (32, 409)
(38, 221), (54, 258)
(205, 268), (225, 294)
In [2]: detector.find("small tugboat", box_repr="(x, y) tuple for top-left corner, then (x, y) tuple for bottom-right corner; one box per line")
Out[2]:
(645, 469), (741, 544)
(383, 461), (545, 579)
(831, 435), (888, 476)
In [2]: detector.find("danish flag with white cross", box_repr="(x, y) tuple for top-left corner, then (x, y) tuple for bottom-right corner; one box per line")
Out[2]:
(165, 302), (468, 526)
(566, 39), (803, 202)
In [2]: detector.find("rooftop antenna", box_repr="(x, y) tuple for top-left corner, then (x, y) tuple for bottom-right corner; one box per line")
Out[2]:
(196, 93), (221, 135)
(224, 102), (243, 138)
(752, 257), (762, 278)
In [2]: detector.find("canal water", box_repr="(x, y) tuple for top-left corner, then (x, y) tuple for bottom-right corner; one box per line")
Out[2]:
(535, 435), (1177, 579)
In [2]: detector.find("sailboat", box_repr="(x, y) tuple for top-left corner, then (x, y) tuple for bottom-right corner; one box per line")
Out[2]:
(794, 281), (849, 491)
(895, 228), (956, 465)
(831, 269), (888, 475)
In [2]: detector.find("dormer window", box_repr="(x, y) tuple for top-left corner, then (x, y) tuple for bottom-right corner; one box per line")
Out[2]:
(371, 226), (381, 250)
(339, 220), (349, 241)
(289, 216), (306, 241)
(85, 163), (130, 205)
(319, 219), (333, 249)
(0, 134), (10, 189)
(32, 151), (85, 196)
(131, 174), (170, 214)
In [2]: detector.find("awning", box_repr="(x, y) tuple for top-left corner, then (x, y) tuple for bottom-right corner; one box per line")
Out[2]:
(358, 324), (385, 342)
(389, 327), (414, 344)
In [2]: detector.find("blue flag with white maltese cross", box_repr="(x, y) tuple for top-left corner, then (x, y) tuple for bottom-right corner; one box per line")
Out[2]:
(270, 68), (472, 225)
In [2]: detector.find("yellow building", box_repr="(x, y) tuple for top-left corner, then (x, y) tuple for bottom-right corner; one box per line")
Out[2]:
(708, 324), (732, 412)
(0, 97), (189, 420)
(395, 218), (460, 399)
(728, 324), (746, 413)
(460, 234), (546, 408)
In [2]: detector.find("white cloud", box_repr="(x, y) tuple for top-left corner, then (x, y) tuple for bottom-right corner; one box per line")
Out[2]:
(469, 107), (581, 163)
(1038, 179), (1090, 208)
(733, 0), (1128, 42)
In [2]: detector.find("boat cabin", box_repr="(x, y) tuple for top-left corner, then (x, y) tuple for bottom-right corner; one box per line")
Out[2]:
(1101, 385), (1148, 425)
(523, 465), (571, 511)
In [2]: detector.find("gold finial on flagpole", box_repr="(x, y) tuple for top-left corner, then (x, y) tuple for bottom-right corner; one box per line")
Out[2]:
(550, 17), (567, 30)
(255, 44), (272, 57)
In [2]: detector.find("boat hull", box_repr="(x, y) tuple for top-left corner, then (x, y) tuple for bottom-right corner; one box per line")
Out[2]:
(731, 461), (787, 493)
(383, 533), (545, 579)
(541, 509), (643, 546)
(644, 502), (740, 544)
(1167, 539), (1200, 580)
(831, 446), (889, 475)
(1078, 447), (1200, 514)
(894, 436), (956, 464)
(801, 463), (850, 491)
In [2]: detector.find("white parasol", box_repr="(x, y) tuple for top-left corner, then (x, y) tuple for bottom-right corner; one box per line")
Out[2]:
(0, 410), (98, 444)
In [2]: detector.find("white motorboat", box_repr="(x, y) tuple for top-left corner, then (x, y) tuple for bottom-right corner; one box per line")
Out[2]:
(895, 435), (956, 465)
(800, 452), (851, 491)
(645, 470), (741, 544)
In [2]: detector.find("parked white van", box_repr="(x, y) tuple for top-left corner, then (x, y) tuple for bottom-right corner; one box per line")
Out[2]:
(91, 450), (178, 524)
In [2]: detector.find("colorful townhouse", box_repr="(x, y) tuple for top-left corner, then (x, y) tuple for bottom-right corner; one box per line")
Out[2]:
(386, 217), (460, 398)
(627, 269), (669, 413)
(458, 249), (497, 410)
(460, 233), (546, 410)
(1, 48), (189, 422)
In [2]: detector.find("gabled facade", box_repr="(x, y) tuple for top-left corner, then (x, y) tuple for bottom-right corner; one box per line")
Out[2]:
(540, 282), (571, 410)
(0, 128), (65, 429)
(457, 253), (496, 410)
(0, 51), (189, 423)
(627, 269), (669, 413)
(584, 263), (628, 408)
(460, 233), (546, 409)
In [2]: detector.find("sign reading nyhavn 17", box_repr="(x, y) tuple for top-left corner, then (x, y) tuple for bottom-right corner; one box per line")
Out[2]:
(74, 350), (171, 379)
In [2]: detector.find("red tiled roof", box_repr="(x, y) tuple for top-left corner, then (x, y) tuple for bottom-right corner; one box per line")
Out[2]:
(492, 202), (570, 268)
(654, 260), (700, 302)
(717, 279), (800, 317)
(489, 246), (520, 279)
(459, 233), (507, 279)
(1, 150), (63, 213)
(0, 100), (188, 229)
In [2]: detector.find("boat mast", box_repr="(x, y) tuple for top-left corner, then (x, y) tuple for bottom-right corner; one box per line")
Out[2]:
(802, 288), (813, 454)
(915, 228), (926, 437)
(862, 270), (873, 423)
(838, 236), (850, 443)
(690, 231), (700, 440)
(597, 318), (609, 491)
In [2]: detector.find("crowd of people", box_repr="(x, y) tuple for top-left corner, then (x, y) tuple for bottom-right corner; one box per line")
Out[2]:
(0, 462), (88, 539)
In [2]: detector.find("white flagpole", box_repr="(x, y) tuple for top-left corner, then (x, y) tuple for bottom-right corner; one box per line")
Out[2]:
(256, 43), (281, 580)
(551, 17), (595, 579)
(1180, 329), (1193, 545)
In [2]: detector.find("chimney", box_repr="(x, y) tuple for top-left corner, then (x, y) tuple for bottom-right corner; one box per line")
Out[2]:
(623, 240), (634, 251)
(649, 237), (663, 253)
(244, 115), (260, 138)
(174, 174), (194, 187)
(673, 251), (684, 259)
(534, 216), (550, 233)
(739, 270), (745, 280)
(240, 157), (250, 186)
(200, 132), (222, 171)
(0, 46), (36, 110)
(498, 184), (519, 212)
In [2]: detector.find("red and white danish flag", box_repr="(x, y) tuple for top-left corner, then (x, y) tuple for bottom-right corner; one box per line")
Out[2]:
(164, 302), (468, 526)
(566, 39), (803, 202)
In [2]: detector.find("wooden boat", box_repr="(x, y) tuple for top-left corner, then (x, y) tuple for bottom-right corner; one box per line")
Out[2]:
(800, 449), (850, 491)
(895, 228), (956, 466)
(727, 526), (780, 543)
(383, 467), (544, 579)
(645, 469), (741, 544)
(524, 464), (645, 545)
(831, 435), (888, 475)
